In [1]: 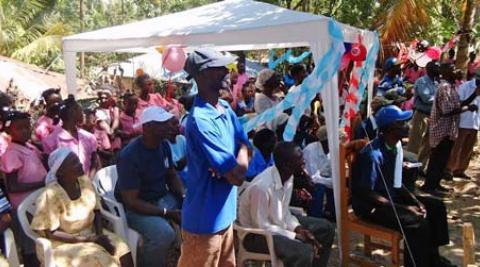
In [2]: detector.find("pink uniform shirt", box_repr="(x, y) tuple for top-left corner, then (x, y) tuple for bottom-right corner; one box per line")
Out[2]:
(42, 127), (97, 174)
(34, 115), (61, 141)
(136, 93), (167, 117)
(0, 134), (10, 157)
(0, 142), (46, 208)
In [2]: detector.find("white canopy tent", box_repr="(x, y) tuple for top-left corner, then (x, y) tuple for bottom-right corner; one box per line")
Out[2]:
(63, 0), (378, 262)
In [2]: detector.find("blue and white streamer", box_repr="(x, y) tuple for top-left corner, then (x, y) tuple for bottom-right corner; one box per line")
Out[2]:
(243, 19), (345, 140)
(268, 49), (312, 69)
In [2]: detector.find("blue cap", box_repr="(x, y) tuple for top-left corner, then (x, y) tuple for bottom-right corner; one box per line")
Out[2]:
(383, 57), (401, 71)
(375, 105), (412, 129)
(184, 48), (235, 77)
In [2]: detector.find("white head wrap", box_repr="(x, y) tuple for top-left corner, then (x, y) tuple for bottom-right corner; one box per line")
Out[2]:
(255, 69), (276, 91)
(45, 147), (74, 184)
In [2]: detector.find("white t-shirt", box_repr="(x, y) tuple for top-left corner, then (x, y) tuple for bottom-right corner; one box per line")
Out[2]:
(458, 79), (480, 130)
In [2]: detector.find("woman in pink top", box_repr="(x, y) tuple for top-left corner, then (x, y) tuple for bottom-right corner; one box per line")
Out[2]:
(163, 83), (183, 118)
(118, 93), (142, 146)
(42, 95), (99, 178)
(34, 88), (62, 142)
(1, 111), (46, 209)
(96, 90), (121, 150)
(135, 73), (168, 116)
(1, 110), (45, 267)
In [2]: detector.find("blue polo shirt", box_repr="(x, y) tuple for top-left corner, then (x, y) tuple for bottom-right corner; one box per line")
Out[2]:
(351, 137), (397, 217)
(115, 137), (173, 203)
(182, 96), (249, 234)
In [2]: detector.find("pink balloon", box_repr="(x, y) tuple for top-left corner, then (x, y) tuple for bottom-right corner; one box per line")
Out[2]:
(425, 47), (441, 60)
(162, 47), (186, 72)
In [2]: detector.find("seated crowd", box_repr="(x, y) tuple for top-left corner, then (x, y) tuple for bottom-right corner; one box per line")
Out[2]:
(0, 46), (476, 267)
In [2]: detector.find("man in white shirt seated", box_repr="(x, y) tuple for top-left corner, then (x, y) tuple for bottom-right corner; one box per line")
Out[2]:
(238, 142), (335, 267)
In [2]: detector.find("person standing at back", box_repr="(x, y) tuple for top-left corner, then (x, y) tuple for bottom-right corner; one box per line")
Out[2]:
(178, 48), (250, 267)
(406, 61), (439, 174)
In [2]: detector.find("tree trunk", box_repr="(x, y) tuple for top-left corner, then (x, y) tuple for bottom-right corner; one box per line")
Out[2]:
(80, 0), (85, 78)
(455, 0), (477, 76)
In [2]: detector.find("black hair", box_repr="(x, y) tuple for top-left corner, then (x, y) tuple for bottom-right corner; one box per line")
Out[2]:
(59, 94), (80, 121)
(41, 88), (61, 102)
(179, 95), (195, 111)
(290, 64), (306, 77)
(134, 74), (151, 88)
(273, 141), (299, 167)
(0, 92), (12, 109)
(253, 128), (275, 149)
(3, 110), (31, 128)
(121, 90), (136, 100)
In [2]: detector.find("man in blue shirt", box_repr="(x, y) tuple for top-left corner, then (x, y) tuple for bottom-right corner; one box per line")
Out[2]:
(246, 128), (276, 181)
(406, 61), (439, 173)
(376, 57), (405, 96)
(351, 105), (454, 267)
(116, 106), (185, 267)
(178, 48), (249, 267)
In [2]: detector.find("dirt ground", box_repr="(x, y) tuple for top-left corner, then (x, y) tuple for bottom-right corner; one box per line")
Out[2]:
(327, 144), (480, 267)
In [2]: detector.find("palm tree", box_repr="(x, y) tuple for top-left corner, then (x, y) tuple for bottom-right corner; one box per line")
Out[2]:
(455, 0), (478, 74)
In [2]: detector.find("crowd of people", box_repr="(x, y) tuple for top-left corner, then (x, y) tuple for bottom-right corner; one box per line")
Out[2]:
(0, 44), (476, 267)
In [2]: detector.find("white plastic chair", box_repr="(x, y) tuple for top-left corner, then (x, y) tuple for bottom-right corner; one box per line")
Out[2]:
(4, 228), (19, 267)
(93, 166), (141, 266)
(234, 223), (283, 267)
(17, 188), (131, 267)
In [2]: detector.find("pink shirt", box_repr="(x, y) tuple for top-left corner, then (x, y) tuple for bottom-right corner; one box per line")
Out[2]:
(164, 98), (182, 118)
(42, 127), (97, 174)
(34, 115), (61, 141)
(94, 128), (111, 150)
(119, 112), (142, 145)
(0, 134), (11, 157)
(0, 142), (46, 208)
(136, 93), (167, 117)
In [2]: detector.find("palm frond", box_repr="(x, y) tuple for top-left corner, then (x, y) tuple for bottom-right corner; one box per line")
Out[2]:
(11, 34), (62, 62)
(374, 0), (432, 44)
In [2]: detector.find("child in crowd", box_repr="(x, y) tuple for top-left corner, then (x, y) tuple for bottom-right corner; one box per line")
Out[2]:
(117, 92), (141, 146)
(0, 110), (46, 266)
(178, 95), (194, 135)
(84, 109), (114, 166)
(42, 95), (99, 178)
(167, 117), (187, 185)
(34, 88), (62, 142)
(135, 72), (168, 116)
(96, 90), (121, 151)
(245, 128), (276, 181)
(236, 81), (255, 116)
(164, 82), (182, 118)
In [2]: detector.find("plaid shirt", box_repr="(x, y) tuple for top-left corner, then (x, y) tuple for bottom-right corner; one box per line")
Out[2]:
(429, 80), (461, 147)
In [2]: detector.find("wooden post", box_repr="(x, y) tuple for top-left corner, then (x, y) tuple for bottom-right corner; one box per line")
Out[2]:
(463, 223), (475, 267)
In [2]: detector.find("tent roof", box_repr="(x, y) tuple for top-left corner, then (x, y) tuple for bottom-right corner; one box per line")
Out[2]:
(63, 0), (374, 53)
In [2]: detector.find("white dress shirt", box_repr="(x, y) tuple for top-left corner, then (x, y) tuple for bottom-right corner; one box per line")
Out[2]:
(238, 166), (300, 240)
(458, 79), (480, 130)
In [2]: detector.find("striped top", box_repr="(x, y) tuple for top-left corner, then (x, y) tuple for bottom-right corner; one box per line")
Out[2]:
(0, 188), (11, 215)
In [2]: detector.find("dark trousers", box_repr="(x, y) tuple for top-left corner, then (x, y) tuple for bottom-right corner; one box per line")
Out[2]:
(362, 196), (449, 267)
(424, 138), (454, 190)
(244, 216), (335, 267)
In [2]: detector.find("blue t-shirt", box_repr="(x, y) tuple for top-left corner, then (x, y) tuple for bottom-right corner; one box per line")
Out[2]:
(351, 137), (397, 217)
(245, 149), (273, 181)
(115, 137), (173, 203)
(182, 96), (249, 234)
(376, 75), (405, 96)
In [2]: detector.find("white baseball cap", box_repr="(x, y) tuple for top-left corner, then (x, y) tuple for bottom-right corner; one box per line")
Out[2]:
(134, 106), (174, 128)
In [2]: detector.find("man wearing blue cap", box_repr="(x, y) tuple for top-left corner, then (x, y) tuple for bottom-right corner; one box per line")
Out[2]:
(376, 57), (405, 96)
(351, 105), (454, 267)
(178, 48), (250, 267)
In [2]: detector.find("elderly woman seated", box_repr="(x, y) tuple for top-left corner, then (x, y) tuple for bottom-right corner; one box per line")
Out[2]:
(30, 148), (134, 267)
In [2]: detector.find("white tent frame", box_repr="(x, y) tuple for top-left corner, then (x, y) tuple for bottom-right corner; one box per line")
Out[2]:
(62, 0), (378, 262)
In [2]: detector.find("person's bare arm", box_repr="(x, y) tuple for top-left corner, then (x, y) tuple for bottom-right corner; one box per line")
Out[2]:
(5, 172), (44, 193)
(166, 168), (185, 200)
(223, 143), (248, 186)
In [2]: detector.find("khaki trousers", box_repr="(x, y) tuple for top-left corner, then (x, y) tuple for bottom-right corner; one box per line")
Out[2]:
(407, 111), (430, 171)
(177, 225), (235, 267)
(447, 128), (478, 173)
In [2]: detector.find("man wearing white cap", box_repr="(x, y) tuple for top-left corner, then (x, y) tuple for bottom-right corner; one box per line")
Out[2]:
(178, 48), (250, 267)
(115, 106), (185, 267)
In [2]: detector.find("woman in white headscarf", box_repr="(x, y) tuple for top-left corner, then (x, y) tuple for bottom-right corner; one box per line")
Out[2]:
(31, 148), (133, 267)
